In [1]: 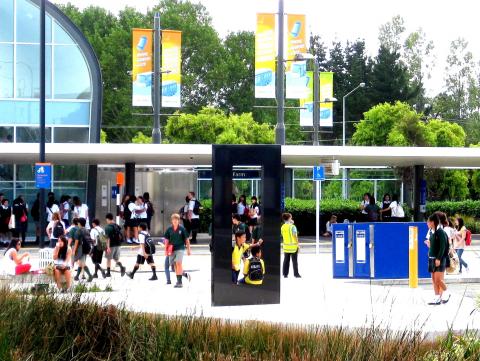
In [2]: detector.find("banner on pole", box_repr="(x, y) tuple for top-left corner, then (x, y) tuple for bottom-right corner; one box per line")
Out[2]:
(286, 14), (307, 99)
(255, 13), (276, 99)
(320, 72), (334, 127)
(161, 30), (182, 108)
(132, 28), (153, 107)
(299, 70), (313, 126)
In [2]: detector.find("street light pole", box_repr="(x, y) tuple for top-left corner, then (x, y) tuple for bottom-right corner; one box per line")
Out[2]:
(313, 61), (319, 146)
(275, 0), (285, 145)
(152, 12), (162, 144)
(39, 0), (46, 248)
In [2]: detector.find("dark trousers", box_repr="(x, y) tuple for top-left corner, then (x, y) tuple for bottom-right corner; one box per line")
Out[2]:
(231, 269), (240, 284)
(190, 218), (199, 243)
(283, 251), (300, 277)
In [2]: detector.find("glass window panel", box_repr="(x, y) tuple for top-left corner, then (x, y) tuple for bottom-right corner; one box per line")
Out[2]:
(53, 20), (74, 44)
(0, 126), (13, 143)
(293, 180), (314, 200)
(16, 0), (52, 43)
(54, 127), (89, 143)
(0, 44), (13, 98)
(16, 126), (51, 142)
(0, 100), (90, 125)
(54, 45), (91, 99)
(52, 182), (87, 202)
(0, 165), (14, 181)
(0, 0), (14, 42)
(0, 182), (14, 202)
(16, 44), (52, 98)
(53, 165), (87, 181)
(16, 164), (35, 181)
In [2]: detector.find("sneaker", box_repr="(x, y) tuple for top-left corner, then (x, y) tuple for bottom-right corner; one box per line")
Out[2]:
(294, 274), (302, 278)
(101, 270), (107, 279)
(74, 276), (79, 281)
(127, 239), (134, 244)
(92, 274), (98, 279)
(441, 294), (451, 304)
(126, 272), (134, 279)
(149, 275), (158, 281)
(428, 298), (442, 305)
(174, 283), (183, 288)
(183, 273), (191, 282)
(166, 280), (172, 285)
(105, 272), (111, 278)
(133, 238), (140, 244)
(87, 275), (94, 283)
(120, 266), (126, 277)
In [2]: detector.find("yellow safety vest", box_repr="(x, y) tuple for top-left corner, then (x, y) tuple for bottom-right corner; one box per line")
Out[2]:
(281, 223), (298, 253)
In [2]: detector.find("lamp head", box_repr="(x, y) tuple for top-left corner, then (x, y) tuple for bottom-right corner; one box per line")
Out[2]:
(359, 82), (366, 88)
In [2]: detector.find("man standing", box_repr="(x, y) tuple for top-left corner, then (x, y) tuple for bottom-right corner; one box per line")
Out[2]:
(187, 191), (200, 244)
(281, 213), (301, 278)
(104, 213), (126, 277)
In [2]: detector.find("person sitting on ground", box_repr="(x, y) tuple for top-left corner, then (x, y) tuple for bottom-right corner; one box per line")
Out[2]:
(0, 238), (31, 275)
(53, 235), (72, 292)
(232, 231), (251, 284)
(239, 245), (265, 286)
(323, 215), (337, 237)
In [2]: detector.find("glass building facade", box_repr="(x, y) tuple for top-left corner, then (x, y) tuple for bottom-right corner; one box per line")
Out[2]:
(0, 0), (102, 235)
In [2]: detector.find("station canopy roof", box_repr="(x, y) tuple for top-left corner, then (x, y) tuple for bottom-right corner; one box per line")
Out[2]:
(2, 143), (480, 168)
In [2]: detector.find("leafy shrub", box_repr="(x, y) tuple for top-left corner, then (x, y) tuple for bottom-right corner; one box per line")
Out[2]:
(426, 200), (480, 218)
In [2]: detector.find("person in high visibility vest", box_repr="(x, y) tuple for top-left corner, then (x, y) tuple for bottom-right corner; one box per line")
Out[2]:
(281, 213), (301, 278)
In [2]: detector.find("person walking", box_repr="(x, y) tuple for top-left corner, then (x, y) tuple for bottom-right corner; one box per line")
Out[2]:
(12, 195), (28, 242)
(104, 213), (126, 277)
(454, 217), (469, 274)
(281, 213), (301, 278)
(180, 195), (191, 237)
(187, 192), (201, 244)
(379, 194), (404, 222)
(46, 212), (65, 248)
(164, 213), (192, 288)
(90, 218), (107, 279)
(127, 222), (157, 281)
(426, 213), (450, 305)
(237, 195), (248, 223)
(72, 217), (93, 282)
(53, 235), (72, 292)
(232, 231), (250, 284)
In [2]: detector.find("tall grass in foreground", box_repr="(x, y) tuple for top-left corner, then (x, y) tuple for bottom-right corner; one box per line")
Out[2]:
(0, 288), (477, 361)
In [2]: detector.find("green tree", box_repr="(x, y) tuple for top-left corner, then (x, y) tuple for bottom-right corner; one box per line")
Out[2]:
(164, 107), (274, 144)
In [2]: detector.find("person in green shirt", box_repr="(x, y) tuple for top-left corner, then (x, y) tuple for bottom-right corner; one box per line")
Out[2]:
(426, 213), (449, 305)
(164, 213), (191, 288)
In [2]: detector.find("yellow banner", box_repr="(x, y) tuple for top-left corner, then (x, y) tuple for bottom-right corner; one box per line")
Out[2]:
(132, 28), (153, 107)
(320, 72), (334, 127)
(300, 71), (313, 126)
(161, 30), (182, 108)
(255, 13), (276, 99)
(286, 14), (307, 99)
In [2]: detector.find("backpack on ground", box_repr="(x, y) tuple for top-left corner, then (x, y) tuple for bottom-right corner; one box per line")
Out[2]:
(465, 229), (472, 246)
(95, 228), (108, 251)
(193, 200), (201, 216)
(81, 229), (92, 255)
(112, 224), (124, 244)
(248, 257), (263, 281)
(141, 231), (156, 255)
(52, 221), (64, 238)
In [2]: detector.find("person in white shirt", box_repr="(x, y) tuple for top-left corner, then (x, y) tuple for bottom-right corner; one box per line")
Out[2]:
(46, 212), (66, 248)
(380, 194), (404, 221)
(127, 222), (157, 281)
(59, 195), (71, 228)
(248, 196), (260, 234)
(187, 191), (200, 244)
(127, 196), (147, 244)
(323, 215), (337, 237)
(46, 195), (60, 223)
(0, 238), (31, 275)
(359, 193), (371, 222)
(72, 196), (90, 229)
(90, 218), (107, 278)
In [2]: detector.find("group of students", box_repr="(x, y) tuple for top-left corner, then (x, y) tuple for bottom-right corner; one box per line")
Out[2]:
(120, 193), (155, 244)
(0, 193), (29, 244)
(425, 212), (471, 305)
(360, 193), (405, 222)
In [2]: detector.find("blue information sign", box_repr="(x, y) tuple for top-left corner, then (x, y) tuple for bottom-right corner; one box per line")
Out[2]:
(313, 166), (325, 181)
(111, 185), (119, 199)
(35, 163), (52, 189)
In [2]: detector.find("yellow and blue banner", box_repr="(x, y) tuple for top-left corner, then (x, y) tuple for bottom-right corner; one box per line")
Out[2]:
(286, 14), (307, 99)
(132, 28), (153, 107)
(299, 71), (313, 126)
(320, 72), (334, 127)
(255, 13), (276, 99)
(161, 30), (182, 108)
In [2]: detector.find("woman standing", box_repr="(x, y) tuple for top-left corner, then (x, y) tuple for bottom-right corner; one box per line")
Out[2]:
(0, 199), (12, 244)
(381, 194), (392, 222)
(12, 196), (28, 242)
(59, 195), (71, 228)
(53, 235), (72, 292)
(454, 217), (469, 274)
(237, 195), (248, 223)
(72, 196), (90, 230)
(248, 196), (260, 234)
(426, 213), (450, 305)
(46, 212), (65, 248)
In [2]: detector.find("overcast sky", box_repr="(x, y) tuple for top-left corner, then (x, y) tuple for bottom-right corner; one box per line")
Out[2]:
(55, 0), (480, 97)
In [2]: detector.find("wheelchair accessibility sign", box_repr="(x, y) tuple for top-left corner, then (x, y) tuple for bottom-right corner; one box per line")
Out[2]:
(35, 163), (52, 189)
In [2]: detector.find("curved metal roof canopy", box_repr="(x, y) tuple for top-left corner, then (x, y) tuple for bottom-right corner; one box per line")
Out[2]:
(2, 143), (480, 167)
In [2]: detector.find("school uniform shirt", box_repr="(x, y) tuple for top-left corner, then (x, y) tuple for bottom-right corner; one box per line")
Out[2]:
(237, 203), (246, 216)
(46, 204), (60, 222)
(164, 225), (189, 251)
(360, 200), (368, 214)
(137, 231), (149, 255)
(189, 199), (200, 220)
(249, 204), (260, 219)
(243, 257), (265, 285)
(429, 227), (448, 260)
(74, 204), (90, 228)
(90, 226), (105, 247)
(326, 221), (334, 233)
(232, 242), (249, 271)
(61, 201), (70, 221)
(389, 201), (405, 218)
(443, 226), (455, 244)
(46, 220), (65, 240)
(134, 204), (147, 219)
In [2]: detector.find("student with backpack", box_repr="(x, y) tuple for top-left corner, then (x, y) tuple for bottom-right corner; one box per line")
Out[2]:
(164, 213), (191, 288)
(232, 230), (251, 284)
(143, 192), (155, 231)
(127, 222), (157, 281)
(90, 219), (107, 279)
(187, 192), (201, 244)
(239, 245), (265, 285)
(46, 212), (65, 248)
(72, 217), (93, 282)
(104, 213), (126, 277)
(454, 217), (470, 274)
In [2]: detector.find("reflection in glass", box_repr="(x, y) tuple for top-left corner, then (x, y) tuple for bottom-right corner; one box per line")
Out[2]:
(53, 165), (87, 181)
(0, 165), (14, 181)
(16, 44), (52, 98)
(0, 126), (13, 143)
(16, 164), (35, 181)
(16, 126), (52, 143)
(16, 0), (52, 43)
(54, 127), (89, 143)
(53, 20), (74, 44)
(0, 44), (13, 98)
(54, 45), (91, 99)
(0, 0), (14, 42)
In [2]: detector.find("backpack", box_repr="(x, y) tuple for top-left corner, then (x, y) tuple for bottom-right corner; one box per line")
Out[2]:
(146, 201), (155, 217)
(248, 257), (263, 281)
(95, 228), (108, 251)
(193, 200), (201, 216)
(80, 229), (92, 255)
(124, 203), (132, 221)
(111, 224), (124, 244)
(465, 229), (472, 246)
(52, 221), (64, 238)
(141, 231), (156, 255)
